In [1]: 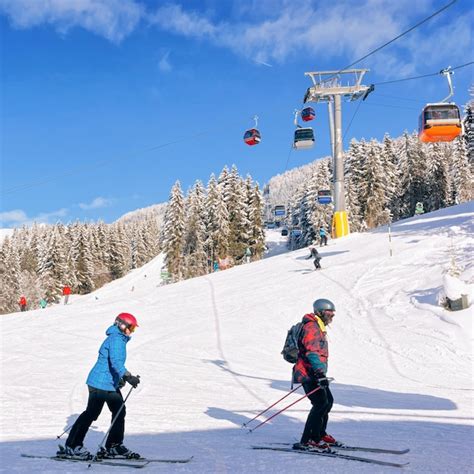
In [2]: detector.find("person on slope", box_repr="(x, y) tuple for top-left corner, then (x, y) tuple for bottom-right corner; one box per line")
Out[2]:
(306, 246), (322, 270)
(292, 299), (337, 451)
(319, 226), (328, 246)
(19, 295), (27, 312)
(62, 285), (71, 305)
(59, 313), (141, 460)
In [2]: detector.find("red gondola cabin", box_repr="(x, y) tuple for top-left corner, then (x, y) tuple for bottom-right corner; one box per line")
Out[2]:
(301, 107), (315, 122)
(243, 128), (261, 146)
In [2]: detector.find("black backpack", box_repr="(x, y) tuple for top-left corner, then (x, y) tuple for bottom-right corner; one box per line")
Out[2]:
(281, 322), (305, 363)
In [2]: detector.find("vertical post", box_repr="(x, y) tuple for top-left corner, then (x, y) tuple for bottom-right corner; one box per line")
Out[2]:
(327, 99), (335, 159)
(333, 94), (344, 213)
(388, 223), (393, 257)
(332, 94), (349, 238)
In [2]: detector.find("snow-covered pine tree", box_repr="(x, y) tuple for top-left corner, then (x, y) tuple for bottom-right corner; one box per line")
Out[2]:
(248, 182), (266, 259)
(161, 180), (186, 280)
(0, 237), (21, 313)
(463, 85), (474, 164)
(37, 225), (66, 303)
(450, 137), (473, 203)
(108, 223), (129, 280)
(183, 181), (208, 278)
(205, 174), (230, 264)
(75, 224), (95, 294)
(381, 134), (402, 221)
(363, 140), (391, 228)
(399, 132), (429, 217)
(345, 138), (368, 224)
(425, 143), (452, 211)
(224, 166), (250, 261)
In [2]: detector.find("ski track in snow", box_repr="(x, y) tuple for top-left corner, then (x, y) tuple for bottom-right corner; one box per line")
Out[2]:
(1, 203), (473, 472)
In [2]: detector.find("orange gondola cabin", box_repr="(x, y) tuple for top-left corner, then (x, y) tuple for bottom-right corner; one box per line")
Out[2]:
(419, 103), (462, 143)
(243, 128), (261, 146)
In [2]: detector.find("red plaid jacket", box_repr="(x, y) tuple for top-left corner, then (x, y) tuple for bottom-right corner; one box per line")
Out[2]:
(292, 313), (328, 383)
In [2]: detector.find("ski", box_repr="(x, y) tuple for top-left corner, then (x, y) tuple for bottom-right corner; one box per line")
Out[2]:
(102, 455), (194, 464)
(21, 453), (149, 468)
(268, 441), (409, 455)
(251, 446), (409, 468)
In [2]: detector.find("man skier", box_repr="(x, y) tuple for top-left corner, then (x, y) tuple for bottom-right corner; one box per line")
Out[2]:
(292, 299), (337, 451)
(59, 313), (141, 460)
(306, 246), (322, 270)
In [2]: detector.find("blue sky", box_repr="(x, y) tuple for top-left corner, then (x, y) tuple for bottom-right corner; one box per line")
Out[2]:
(1, 0), (472, 227)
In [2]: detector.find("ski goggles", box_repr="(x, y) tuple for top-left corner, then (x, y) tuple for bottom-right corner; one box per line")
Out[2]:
(127, 324), (137, 333)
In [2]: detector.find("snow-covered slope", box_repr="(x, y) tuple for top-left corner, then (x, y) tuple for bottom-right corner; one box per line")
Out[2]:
(1, 202), (473, 473)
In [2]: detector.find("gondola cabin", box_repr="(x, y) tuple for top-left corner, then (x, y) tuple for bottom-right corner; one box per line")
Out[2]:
(243, 128), (261, 146)
(274, 205), (286, 218)
(293, 127), (315, 149)
(419, 103), (461, 143)
(317, 190), (332, 205)
(301, 107), (315, 122)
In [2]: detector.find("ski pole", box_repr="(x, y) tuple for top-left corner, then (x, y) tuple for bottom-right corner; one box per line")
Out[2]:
(89, 384), (136, 466)
(247, 386), (320, 433)
(57, 424), (74, 439)
(242, 385), (302, 427)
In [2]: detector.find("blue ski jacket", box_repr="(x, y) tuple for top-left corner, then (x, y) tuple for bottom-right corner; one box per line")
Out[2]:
(86, 325), (130, 391)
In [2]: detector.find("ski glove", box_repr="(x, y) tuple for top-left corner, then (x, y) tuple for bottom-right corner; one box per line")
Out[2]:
(317, 377), (329, 388)
(123, 372), (140, 388)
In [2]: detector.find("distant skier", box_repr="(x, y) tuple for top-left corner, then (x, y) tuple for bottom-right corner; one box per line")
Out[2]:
(59, 313), (141, 460)
(306, 246), (322, 270)
(19, 295), (27, 312)
(244, 247), (252, 264)
(319, 226), (328, 246)
(39, 298), (47, 309)
(292, 299), (337, 451)
(62, 285), (71, 305)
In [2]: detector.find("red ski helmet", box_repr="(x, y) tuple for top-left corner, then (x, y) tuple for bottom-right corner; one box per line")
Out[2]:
(115, 312), (139, 332)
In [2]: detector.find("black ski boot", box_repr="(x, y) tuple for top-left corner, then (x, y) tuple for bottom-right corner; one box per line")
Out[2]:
(106, 443), (141, 459)
(57, 444), (92, 460)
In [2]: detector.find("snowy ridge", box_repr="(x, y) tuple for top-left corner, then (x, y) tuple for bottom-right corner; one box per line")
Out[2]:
(1, 202), (473, 473)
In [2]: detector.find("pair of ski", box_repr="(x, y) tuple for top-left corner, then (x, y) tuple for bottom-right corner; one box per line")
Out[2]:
(252, 442), (410, 468)
(21, 453), (193, 469)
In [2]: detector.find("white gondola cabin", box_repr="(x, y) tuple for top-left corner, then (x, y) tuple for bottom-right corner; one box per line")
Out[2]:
(293, 127), (315, 149)
(274, 205), (286, 218)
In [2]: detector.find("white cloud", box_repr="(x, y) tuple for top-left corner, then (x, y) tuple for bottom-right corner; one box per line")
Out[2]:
(149, 4), (217, 39)
(148, 0), (462, 77)
(0, 0), (465, 78)
(79, 197), (112, 210)
(158, 51), (172, 72)
(0, 0), (143, 43)
(0, 208), (68, 227)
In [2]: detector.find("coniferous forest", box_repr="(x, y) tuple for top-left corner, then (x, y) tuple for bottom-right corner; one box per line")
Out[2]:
(1, 131), (472, 315)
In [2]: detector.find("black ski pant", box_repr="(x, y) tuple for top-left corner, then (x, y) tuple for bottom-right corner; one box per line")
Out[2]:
(300, 381), (333, 444)
(313, 258), (321, 269)
(66, 386), (125, 449)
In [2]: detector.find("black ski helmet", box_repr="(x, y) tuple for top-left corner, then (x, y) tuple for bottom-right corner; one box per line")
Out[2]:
(313, 298), (336, 314)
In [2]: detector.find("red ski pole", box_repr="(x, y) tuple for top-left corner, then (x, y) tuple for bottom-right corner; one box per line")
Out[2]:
(247, 386), (320, 433)
(242, 385), (302, 427)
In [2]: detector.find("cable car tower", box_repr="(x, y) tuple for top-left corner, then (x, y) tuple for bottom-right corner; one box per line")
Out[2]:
(303, 69), (372, 238)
